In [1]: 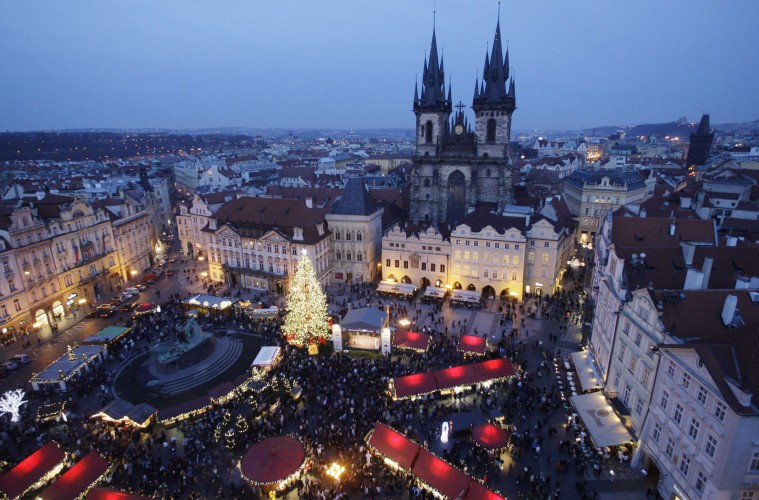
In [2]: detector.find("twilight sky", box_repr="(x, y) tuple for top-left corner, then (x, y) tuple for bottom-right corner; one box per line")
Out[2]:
(1, 1), (758, 132)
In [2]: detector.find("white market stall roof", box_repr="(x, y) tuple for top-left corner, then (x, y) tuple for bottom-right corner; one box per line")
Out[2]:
(570, 392), (633, 447)
(451, 290), (482, 303)
(341, 307), (388, 332)
(184, 294), (238, 310)
(377, 281), (417, 295)
(83, 326), (131, 344)
(570, 350), (603, 392)
(252, 346), (281, 367)
(33, 345), (105, 383)
(423, 287), (447, 298)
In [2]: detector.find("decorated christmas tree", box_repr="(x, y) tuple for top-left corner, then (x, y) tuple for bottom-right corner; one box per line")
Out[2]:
(283, 249), (329, 347)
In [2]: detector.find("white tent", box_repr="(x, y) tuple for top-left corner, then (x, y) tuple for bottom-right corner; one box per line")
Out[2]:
(377, 281), (417, 295)
(570, 392), (633, 447)
(251, 346), (281, 367)
(570, 350), (603, 391)
(423, 286), (447, 298)
(451, 290), (482, 303)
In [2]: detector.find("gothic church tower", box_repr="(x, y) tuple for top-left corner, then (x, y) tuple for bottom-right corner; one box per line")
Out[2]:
(410, 19), (516, 227)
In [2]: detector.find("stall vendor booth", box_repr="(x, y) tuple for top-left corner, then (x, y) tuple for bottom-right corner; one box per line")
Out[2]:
(31, 345), (106, 393)
(421, 286), (447, 304)
(377, 281), (417, 298)
(183, 294), (238, 315)
(82, 326), (131, 345)
(339, 307), (389, 350)
(251, 346), (281, 371)
(450, 290), (483, 309)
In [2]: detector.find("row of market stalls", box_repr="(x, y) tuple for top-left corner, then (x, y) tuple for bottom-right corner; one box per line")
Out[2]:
(377, 281), (484, 309)
(391, 358), (516, 399)
(366, 423), (505, 500)
(0, 442), (145, 500)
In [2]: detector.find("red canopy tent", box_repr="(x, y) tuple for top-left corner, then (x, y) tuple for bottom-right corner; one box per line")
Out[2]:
(39, 451), (110, 500)
(434, 365), (480, 391)
(411, 449), (472, 500)
(0, 441), (66, 499)
(366, 423), (421, 470)
(471, 423), (510, 450)
(392, 331), (430, 352)
(473, 358), (515, 381)
(239, 436), (305, 485)
(392, 372), (438, 399)
(86, 488), (151, 500)
(458, 335), (487, 355)
(465, 480), (507, 500)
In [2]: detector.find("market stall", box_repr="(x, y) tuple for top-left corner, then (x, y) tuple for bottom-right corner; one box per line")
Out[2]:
(86, 488), (152, 500)
(251, 346), (281, 369)
(90, 400), (157, 428)
(82, 326), (131, 345)
(458, 335), (487, 355)
(412, 449), (472, 500)
(366, 423), (421, 471)
(392, 331), (430, 352)
(238, 436), (306, 490)
(391, 358), (516, 399)
(0, 442), (66, 499)
(376, 281), (417, 298)
(471, 423), (510, 450)
(421, 286), (447, 303)
(39, 451), (111, 500)
(450, 290), (483, 309)
(31, 345), (106, 393)
(183, 294), (238, 314)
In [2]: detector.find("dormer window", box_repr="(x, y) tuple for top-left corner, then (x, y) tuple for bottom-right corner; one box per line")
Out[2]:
(294, 227), (303, 241)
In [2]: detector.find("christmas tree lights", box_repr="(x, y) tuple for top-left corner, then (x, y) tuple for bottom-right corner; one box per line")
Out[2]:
(283, 249), (329, 347)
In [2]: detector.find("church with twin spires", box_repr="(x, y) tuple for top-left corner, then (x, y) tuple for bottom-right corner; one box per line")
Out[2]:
(409, 19), (516, 227)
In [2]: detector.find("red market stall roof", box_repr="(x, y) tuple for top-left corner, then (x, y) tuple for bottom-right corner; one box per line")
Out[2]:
(458, 335), (487, 355)
(471, 423), (510, 450)
(412, 449), (472, 500)
(392, 358), (516, 399)
(366, 424), (421, 470)
(465, 480), (507, 500)
(134, 302), (158, 314)
(393, 331), (430, 351)
(40, 451), (110, 500)
(86, 488), (152, 500)
(239, 436), (305, 485)
(0, 442), (66, 499)
(392, 372), (438, 399)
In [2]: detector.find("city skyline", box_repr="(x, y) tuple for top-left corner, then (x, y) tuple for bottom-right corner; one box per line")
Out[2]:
(2, 0), (758, 132)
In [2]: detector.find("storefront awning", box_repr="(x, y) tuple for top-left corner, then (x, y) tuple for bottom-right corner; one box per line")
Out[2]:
(39, 451), (110, 500)
(570, 350), (603, 392)
(0, 442), (66, 499)
(252, 346), (280, 367)
(423, 286), (447, 298)
(570, 392), (633, 447)
(377, 281), (417, 295)
(451, 290), (482, 303)
(412, 449), (472, 500)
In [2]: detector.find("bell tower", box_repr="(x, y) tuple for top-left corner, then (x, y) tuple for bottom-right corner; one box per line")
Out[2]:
(472, 19), (516, 160)
(413, 27), (452, 157)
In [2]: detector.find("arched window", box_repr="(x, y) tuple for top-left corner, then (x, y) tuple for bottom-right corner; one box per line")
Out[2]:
(487, 118), (497, 142)
(346, 232), (351, 241)
(335, 232), (341, 240)
(425, 120), (433, 143)
(346, 252), (352, 261)
(356, 233), (362, 241)
(423, 178), (431, 188)
(357, 252), (363, 261)
(336, 251), (342, 260)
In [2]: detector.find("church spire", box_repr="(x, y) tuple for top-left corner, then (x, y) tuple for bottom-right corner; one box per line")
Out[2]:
(415, 23), (451, 112)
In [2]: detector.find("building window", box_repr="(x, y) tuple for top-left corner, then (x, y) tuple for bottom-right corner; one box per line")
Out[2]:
(430, 263), (436, 272)
(386, 259), (390, 267)
(346, 252), (351, 261)
(695, 471), (706, 494)
(542, 253), (549, 263)
(13, 299), (20, 311)
(714, 401), (727, 422)
(652, 423), (661, 443)
(697, 386), (708, 405)
(688, 418), (699, 440)
(544, 241), (550, 247)
(403, 261), (408, 269)
(660, 390), (669, 409)
(741, 493), (755, 500)
(641, 367), (651, 387)
(394, 260), (399, 268)
(513, 256), (519, 265)
(674, 403), (683, 425)
(356, 233), (362, 241)
(705, 434), (717, 458)
(357, 252), (362, 262)
(635, 397), (644, 416)
(336, 251), (342, 260)
(511, 271), (517, 280)
(751, 451), (759, 472)
(623, 385), (631, 407)
(666, 361), (676, 377)
(421, 263), (427, 271)
(486, 118), (496, 142)
(681, 373), (692, 390)
(529, 240), (535, 247)
(633, 331), (642, 346)
(665, 437), (675, 458)
(679, 452), (690, 477)
(440, 265), (445, 273)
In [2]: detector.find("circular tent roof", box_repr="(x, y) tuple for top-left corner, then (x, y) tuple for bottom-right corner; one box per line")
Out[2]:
(471, 423), (510, 450)
(239, 436), (306, 485)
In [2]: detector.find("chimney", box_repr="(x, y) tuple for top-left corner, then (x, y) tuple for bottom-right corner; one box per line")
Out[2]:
(681, 242), (696, 266)
(726, 236), (738, 247)
(736, 276), (750, 290)
(639, 208), (647, 218)
(668, 223), (676, 236)
(36, 191), (45, 201)
(701, 257), (713, 290)
(683, 269), (703, 290)
(721, 295), (738, 327)
(305, 197), (313, 209)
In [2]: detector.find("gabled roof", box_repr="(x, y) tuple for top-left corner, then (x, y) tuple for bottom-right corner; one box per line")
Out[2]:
(330, 178), (377, 216)
(657, 289), (759, 340)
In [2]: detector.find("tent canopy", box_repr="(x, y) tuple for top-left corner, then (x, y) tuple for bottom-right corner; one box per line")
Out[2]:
(393, 331), (430, 351)
(377, 281), (417, 295)
(83, 326), (130, 344)
(435, 365), (480, 390)
(473, 358), (515, 380)
(458, 335), (487, 355)
(465, 480), (507, 500)
(0, 442), (66, 499)
(392, 358), (516, 399)
(252, 346), (280, 367)
(570, 350), (603, 391)
(239, 436), (305, 485)
(412, 449), (472, 500)
(570, 392), (633, 447)
(40, 451), (110, 500)
(86, 488), (152, 500)
(471, 423), (510, 450)
(340, 307), (388, 332)
(393, 372), (438, 399)
(423, 286), (447, 298)
(451, 290), (482, 302)
(367, 424), (421, 470)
